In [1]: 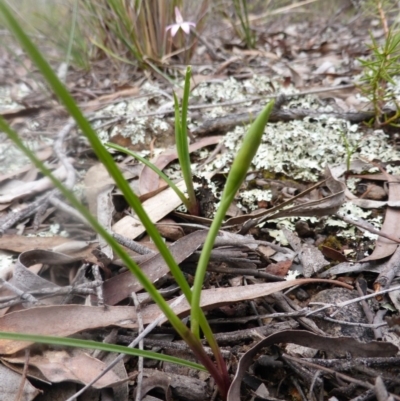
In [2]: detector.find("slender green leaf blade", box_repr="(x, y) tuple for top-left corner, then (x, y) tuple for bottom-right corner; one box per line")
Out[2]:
(0, 331), (206, 371)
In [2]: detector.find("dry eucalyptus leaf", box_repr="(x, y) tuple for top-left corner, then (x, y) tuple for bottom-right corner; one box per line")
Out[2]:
(0, 163), (68, 203)
(112, 180), (187, 239)
(361, 172), (400, 262)
(0, 305), (137, 354)
(3, 349), (121, 388)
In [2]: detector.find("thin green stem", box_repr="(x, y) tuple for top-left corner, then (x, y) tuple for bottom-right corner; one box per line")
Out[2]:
(190, 101), (275, 337)
(0, 331), (206, 371)
(105, 142), (191, 210)
(174, 66), (198, 215)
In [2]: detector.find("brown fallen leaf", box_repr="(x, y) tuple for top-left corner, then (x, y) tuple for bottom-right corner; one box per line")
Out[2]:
(0, 279), (352, 355)
(112, 180), (188, 239)
(3, 349), (121, 389)
(0, 163), (69, 204)
(0, 235), (98, 263)
(144, 278), (353, 325)
(80, 86), (140, 113)
(0, 305), (137, 354)
(361, 171), (400, 262)
(103, 230), (209, 305)
(320, 245), (348, 262)
(265, 259), (293, 276)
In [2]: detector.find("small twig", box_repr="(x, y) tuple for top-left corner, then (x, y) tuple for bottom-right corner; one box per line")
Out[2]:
(191, 29), (227, 61)
(207, 264), (285, 282)
(49, 197), (91, 226)
(0, 190), (56, 236)
(33, 119), (77, 229)
(244, 277), (263, 327)
(0, 281), (100, 309)
(91, 265), (104, 307)
(335, 213), (400, 244)
(283, 354), (400, 401)
(273, 292), (326, 335)
(15, 348), (30, 401)
(355, 279), (382, 340)
(112, 232), (155, 255)
(132, 292), (144, 401)
(307, 284), (400, 317)
(374, 245), (400, 293)
(309, 370), (323, 401)
(317, 315), (387, 329)
(0, 278), (38, 305)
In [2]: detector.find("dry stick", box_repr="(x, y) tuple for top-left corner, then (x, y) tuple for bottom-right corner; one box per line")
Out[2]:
(0, 278), (38, 305)
(42, 118), (77, 222)
(374, 245), (400, 292)
(274, 292), (326, 336)
(375, 376), (393, 401)
(318, 316), (387, 330)
(207, 306), (387, 329)
(15, 348), (30, 401)
(129, 337), (232, 359)
(288, 371), (309, 401)
(0, 281), (100, 309)
(307, 284), (400, 317)
(0, 190), (56, 235)
(373, 309), (388, 335)
(89, 83), (356, 129)
(283, 353), (320, 391)
(65, 293), (187, 401)
(244, 277), (263, 327)
(0, 119), (77, 235)
(355, 280), (382, 340)
(112, 232), (155, 255)
(283, 354), (400, 401)
(91, 265), (104, 307)
(49, 197), (91, 226)
(309, 370), (323, 401)
(335, 213), (400, 244)
(191, 28), (226, 61)
(132, 292), (144, 401)
(207, 265), (285, 282)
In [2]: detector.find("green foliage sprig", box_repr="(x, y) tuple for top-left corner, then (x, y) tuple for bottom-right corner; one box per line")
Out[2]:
(358, 29), (400, 127)
(220, 0), (256, 49)
(0, 1), (274, 398)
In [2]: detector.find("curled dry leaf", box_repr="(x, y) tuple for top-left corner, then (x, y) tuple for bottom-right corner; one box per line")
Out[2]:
(361, 171), (400, 262)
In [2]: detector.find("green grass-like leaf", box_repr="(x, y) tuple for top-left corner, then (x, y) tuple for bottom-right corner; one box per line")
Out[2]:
(190, 100), (275, 337)
(173, 66), (198, 215)
(0, 331), (206, 371)
(105, 142), (191, 209)
(0, 2), (229, 395)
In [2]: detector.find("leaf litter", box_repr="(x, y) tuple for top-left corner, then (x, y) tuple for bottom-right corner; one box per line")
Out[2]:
(1, 3), (400, 401)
